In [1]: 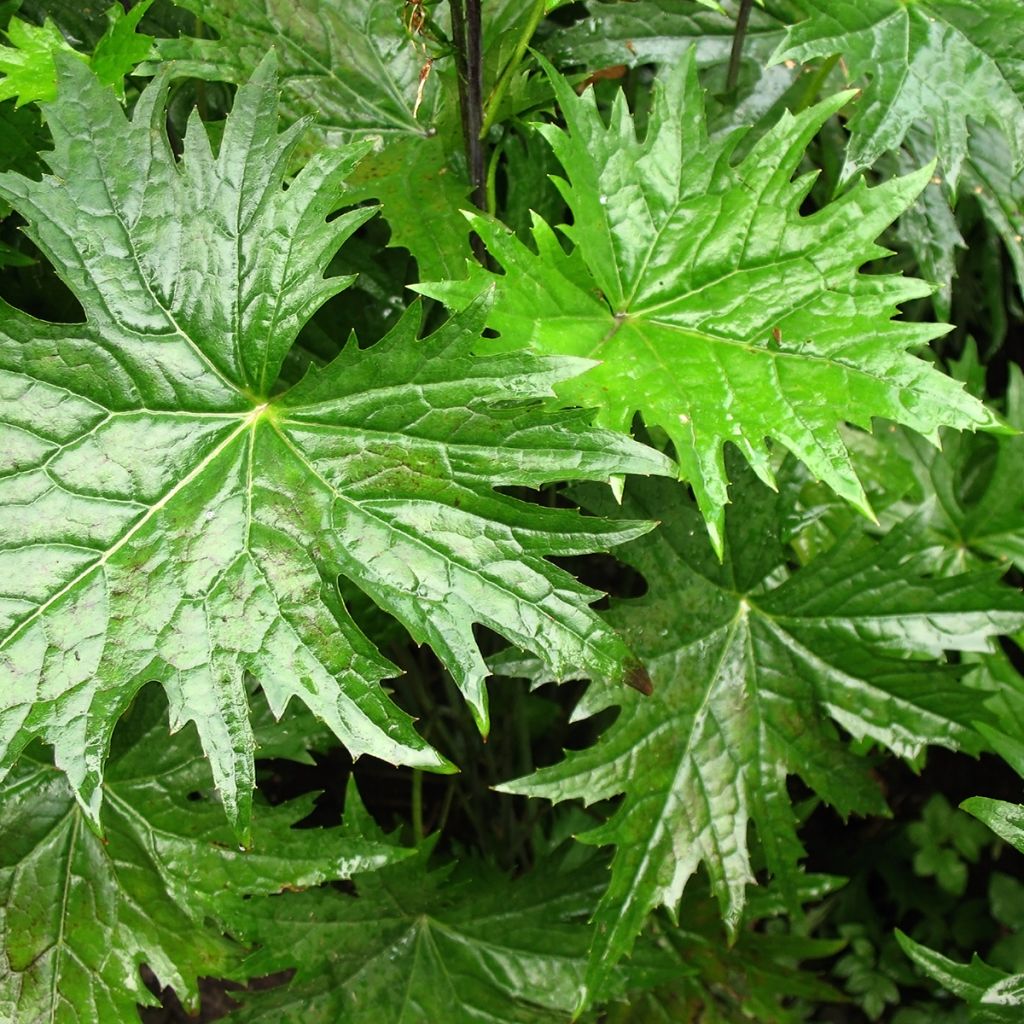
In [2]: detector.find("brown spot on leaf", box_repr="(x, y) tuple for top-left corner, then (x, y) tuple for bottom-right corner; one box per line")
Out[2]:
(625, 660), (653, 696)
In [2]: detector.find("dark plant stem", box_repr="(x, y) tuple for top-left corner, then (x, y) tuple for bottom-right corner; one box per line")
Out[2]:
(727, 0), (753, 92)
(449, 0), (487, 262)
(465, 0), (485, 207)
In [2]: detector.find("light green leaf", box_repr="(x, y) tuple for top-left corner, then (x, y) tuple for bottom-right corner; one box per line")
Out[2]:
(0, 55), (672, 838)
(499, 469), (1024, 997)
(771, 0), (1024, 187)
(0, 686), (408, 1024)
(418, 52), (1000, 553)
(0, 15), (83, 106)
(0, 0), (153, 106)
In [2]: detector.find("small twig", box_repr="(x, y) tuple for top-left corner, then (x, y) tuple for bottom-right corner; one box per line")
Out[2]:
(726, 0), (753, 93)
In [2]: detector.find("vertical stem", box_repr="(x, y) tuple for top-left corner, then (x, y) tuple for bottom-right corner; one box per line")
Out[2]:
(464, 0), (486, 209)
(449, 0), (487, 262)
(448, 0), (472, 167)
(480, 0), (545, 138)
(726, 0), (753, 92)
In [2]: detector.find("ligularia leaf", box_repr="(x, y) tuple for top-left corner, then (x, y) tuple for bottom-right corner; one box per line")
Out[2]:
(0, 55), (671, 838)
(419, 52), (1002, 554)
(499, 468), (1024, 1000)
(772, 0), (1024, 187)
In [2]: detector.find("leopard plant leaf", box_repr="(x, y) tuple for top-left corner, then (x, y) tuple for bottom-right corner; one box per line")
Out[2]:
(0, 54), (672, 840)
(498, 466), (1024, 1002)
(418, 52), (1003, 555)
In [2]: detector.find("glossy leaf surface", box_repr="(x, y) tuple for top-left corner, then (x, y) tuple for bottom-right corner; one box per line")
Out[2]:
(897, 930), (1024, 1023)
(963, 797), (1024, 856)
(419, 54), (999, 552)
(0, 687), (407, 1024)
(500, 469), (1024, 996)
(772, 0), (1024, 186)
(544, 0), (786, 72)
(0, 56), (671, 837)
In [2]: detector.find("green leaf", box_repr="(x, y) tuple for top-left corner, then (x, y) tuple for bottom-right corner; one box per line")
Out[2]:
(962, 122), (1024, 303)
(87, 0), (156, 101)
(897, 930), (1024, 1024)
(155, 0), (473, 278)
(543, 0), (786, 72)
(962, 797), (1024, 856)
(218, 793), (674, 1023)
(611, 880), (845, 1024)
(418, 53), (999, 553)
(0, 55), (672, 838)
(498, 468), (1024, 997)
(907, 795), (990, 897)
(0, 685), (408, 1024)
(881, 364), (1024, 575)
(0, 0), (153, 106)
(771, 0), (1024, 187)
(0, 14), (82, 106)
(885, 128), (965, 322)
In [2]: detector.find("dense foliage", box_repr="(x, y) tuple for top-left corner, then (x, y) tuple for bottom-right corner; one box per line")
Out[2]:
(1, 1), (1023, 1021)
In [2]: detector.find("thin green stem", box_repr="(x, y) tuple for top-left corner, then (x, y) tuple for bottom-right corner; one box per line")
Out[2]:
(480, 0), (545, 139)
(485, 135), (504, 216)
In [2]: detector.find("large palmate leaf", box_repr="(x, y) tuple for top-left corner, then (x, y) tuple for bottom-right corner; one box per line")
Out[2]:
(772, 0), (1024, 187)
(419, 53), (1000, 553)
(0, 56), (671, 837)
(219, 782), (674, 1023)
(0, 686), (407, 1024)
(498, 468), (1024, 997)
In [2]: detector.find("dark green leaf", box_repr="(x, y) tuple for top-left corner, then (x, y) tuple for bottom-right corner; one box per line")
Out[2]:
(772, 0), (1024, 187)
(0, 686), (407, 1024)
(499, 469), (1024, 996)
